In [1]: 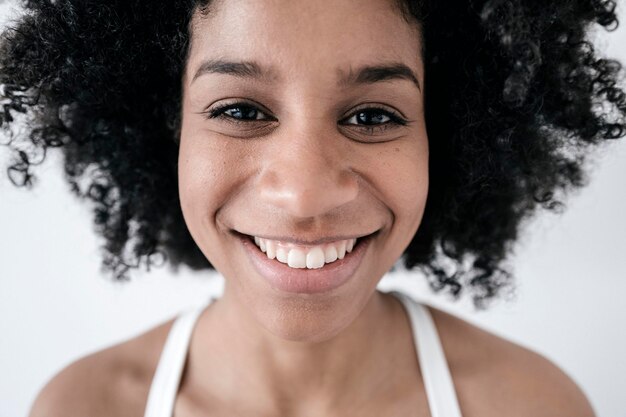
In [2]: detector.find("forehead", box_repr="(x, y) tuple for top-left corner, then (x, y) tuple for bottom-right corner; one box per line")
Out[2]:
(186, 0), (422, 83)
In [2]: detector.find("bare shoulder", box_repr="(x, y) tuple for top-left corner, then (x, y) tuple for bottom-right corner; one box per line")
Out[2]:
(28, 319), (174, 417)
(427, 305), (596, 417)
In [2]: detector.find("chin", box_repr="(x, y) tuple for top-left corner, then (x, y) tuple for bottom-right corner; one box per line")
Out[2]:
(249, 292), (366, 344)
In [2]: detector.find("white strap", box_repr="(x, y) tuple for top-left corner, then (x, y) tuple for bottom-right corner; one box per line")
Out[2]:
(391, 291), (463, 417)
(143, 306), (205, 417)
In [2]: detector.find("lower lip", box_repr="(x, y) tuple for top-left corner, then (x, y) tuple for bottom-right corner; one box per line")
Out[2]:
(239, 234), (373, 294)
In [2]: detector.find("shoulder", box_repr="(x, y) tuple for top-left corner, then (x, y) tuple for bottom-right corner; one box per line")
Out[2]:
(28, 319), (175, 417)
(426, 304), (596, 417)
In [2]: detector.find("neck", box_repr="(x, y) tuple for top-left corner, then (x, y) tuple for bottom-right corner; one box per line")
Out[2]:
(187, 287), (412, 416)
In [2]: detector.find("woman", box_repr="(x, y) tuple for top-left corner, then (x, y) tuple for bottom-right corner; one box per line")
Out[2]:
(2, 0), (624, 415)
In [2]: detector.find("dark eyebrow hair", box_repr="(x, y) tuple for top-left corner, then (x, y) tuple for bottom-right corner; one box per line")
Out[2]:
(192, 59), (421, 91)
(339, 63), (421, 91)
(192, 59), (276, 83)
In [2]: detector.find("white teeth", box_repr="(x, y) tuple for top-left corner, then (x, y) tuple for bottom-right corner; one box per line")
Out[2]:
(287, 248), (306, 268)
(337, 241), (347, 260)
(324, 245), (338, 263)
(252, 236), (361, 269)
(306, 247), (325, 269)
(265, 240), (276, 259)
(276, 247), (288, 263)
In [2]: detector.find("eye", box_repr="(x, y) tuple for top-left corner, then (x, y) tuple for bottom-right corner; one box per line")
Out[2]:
(340, 107), (408, 135)
(205, 101), (274, 124)
(345, 110), (391, 125)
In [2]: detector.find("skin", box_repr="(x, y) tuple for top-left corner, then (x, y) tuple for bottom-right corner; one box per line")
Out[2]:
(177, 0), (428, 413)
(180, 0), (428, 344)
(29, 1), (596, 416)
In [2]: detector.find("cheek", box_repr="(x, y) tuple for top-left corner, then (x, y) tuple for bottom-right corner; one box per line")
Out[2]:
(397, 145), (429, 224)
(364, 136), (429, 227)
(177, 126), (250, 237)
(178, 139), (224, 217)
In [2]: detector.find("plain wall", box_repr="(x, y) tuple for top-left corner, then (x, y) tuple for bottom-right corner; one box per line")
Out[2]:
(1, 2), (625, 417)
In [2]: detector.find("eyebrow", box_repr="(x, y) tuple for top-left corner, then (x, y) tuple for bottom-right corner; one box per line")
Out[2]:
(192, 59), (274, 83)
(192, 59), (421, 91)
(339, 63), (421, 91)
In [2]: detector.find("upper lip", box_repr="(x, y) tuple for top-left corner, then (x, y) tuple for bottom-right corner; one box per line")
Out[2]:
(235, 230), (378, 246)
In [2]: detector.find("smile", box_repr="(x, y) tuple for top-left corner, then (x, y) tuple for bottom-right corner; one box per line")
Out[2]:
(238, 231), (376, 294)
(252, 236), (357, 269)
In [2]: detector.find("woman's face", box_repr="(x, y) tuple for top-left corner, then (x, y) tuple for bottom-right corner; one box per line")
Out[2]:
(179, 0), (428, 341)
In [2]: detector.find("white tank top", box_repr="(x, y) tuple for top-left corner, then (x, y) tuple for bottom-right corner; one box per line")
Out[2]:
(143, 290), (463, 417)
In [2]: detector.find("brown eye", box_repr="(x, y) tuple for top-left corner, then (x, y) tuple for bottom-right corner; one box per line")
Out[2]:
(341, 107), (407, 127)
(207, 103), (270, 121)
(348, 110), (392, 125)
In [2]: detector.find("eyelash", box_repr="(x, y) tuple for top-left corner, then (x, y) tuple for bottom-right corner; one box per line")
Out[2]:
(204, 101), (408, 135)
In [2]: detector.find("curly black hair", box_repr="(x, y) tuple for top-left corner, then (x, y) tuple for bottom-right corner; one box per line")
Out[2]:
(1, 0), (624, 307)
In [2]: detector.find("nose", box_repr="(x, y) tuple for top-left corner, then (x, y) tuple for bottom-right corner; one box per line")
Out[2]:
(257, 130), (359, 219)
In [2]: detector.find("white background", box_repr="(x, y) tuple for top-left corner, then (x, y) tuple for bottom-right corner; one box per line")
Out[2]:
(1, 1), (625, 416)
